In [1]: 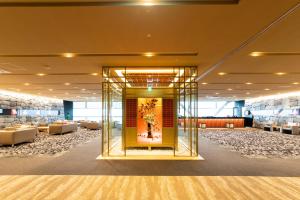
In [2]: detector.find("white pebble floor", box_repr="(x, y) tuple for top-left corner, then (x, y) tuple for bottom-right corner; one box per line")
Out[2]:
(199, 128), (300, 159)
(0, 128), (101, 157)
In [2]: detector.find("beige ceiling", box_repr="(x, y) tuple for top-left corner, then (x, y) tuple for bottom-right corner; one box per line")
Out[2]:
(0, 0), (299, 101)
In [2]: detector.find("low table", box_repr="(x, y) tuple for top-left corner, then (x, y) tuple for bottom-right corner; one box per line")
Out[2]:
(263, 125), (272, 131)
(271, 125), (283, 132)
(38, 126), (49, 133)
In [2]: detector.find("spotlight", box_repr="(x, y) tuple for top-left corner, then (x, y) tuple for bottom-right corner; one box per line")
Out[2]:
(62, 53), (75, 58)
(250, 52), (263, 57)
(218, 72), (227, 76)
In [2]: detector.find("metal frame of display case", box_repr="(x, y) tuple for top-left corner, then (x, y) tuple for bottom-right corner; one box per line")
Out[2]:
(101, 66), (198, 159)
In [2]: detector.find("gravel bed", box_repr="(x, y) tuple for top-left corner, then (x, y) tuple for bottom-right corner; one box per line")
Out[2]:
(199, 128), (300, 159)
(0, 128), (101, 157)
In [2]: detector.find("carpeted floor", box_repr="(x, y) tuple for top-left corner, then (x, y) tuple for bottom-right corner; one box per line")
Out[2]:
(0, 133), (300, 176)
(200, 128), (300, 159)
(0, 128), (101, 157)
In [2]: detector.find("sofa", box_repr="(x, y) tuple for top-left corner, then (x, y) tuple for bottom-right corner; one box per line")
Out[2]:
(79, 121), (89, 128)
(49, 123), (78, 135)
(0, 127), (37, 146)
(86, 122), (101, 130)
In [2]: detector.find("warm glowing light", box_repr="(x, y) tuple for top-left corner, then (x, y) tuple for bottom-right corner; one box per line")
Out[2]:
(215, 93), (219, 95)
(264, 88), (270, 91)
(245, 82), (253, 85)
(126, 83), (132, 88)
(293, 82), (299, 85)
(250, 52), (263, 57)
(117, 69), (179, 74)
(36, 73), (46, 76)
(81, 88), (86, 91)
(24, 83), (30, 86)
(48, 89), (53, 91)
(275, 72), (286, 76)
(144, 52), (155, 58)
(93, 93), (97, 95)
(201, 82), (208, 85)
(64, 82), (71, 86)
(141, 0), (155, 6)
(227, 88), (233, 91)
(62, 53), (75, 58)
(246, 92), (251, 95)
(218, 72), (227, 76)
(91, 73), (99, 76)
(65, 92), (69, 95)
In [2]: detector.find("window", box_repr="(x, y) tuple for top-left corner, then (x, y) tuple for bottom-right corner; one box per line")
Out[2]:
(198, 101), (235, 117)
(73, 101), (101, 121)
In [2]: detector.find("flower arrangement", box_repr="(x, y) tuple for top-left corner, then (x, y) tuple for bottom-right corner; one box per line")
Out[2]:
(138, 98), (159, 138)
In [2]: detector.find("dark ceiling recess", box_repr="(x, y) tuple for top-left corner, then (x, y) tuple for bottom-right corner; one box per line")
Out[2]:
(0, 0), (240, 7)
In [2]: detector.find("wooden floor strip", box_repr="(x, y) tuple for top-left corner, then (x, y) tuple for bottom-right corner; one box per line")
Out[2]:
(0, 176), (299, 200)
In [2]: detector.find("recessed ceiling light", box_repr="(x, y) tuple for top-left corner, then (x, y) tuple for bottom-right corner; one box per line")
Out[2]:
(293, 82), (299, 85)
(250, 52), (263, 57)
(142, 0), (155, 6)
(91, 73), (99, 76)
(245, 82), (253, 85)
(227, 88), (233, 91)
(246, 92), (251, 95)
(264, 88), (270, 91)
(201, 82), (208, 85)
(218, 72), (227, 76)
(64, 82), (71, 86)
(62, 53), (75, 58)
(36, 73), (46, 76)
(215, 93), (219, 95)
(144, 52), (155, 58)
(275, 72), (286, 76)
(24, 83), (30, 86)
(48, 88), (53, 91)
(81, 88), (86, 91)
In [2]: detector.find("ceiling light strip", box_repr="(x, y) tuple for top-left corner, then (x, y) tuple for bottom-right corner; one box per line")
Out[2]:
(250, 52), (300, 56)
(0, 52), (198, 57)
(0, 0), (239, 7)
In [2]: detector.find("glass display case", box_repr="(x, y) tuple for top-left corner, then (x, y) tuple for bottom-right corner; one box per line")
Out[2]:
(102, 66), (198, 159)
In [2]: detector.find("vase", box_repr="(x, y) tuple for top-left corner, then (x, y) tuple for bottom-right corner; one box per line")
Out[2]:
(147, 123), (153, 138)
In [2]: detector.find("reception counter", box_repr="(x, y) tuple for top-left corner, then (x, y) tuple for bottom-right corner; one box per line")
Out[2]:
(179, 117), (246, 128)
(198, 118), (244, 128)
